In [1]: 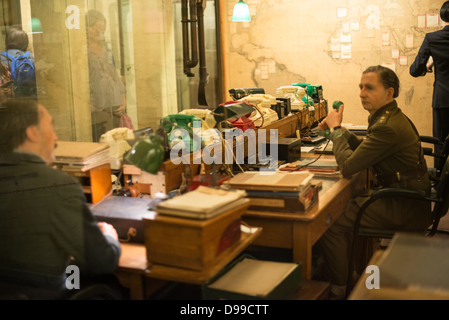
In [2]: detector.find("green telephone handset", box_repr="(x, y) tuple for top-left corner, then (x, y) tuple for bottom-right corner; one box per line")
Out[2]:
(320, 100), (344, 138)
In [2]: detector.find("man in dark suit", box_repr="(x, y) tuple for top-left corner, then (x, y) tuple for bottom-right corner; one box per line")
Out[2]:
(0, 100), (126, 299)
(410, 1), (449, 170)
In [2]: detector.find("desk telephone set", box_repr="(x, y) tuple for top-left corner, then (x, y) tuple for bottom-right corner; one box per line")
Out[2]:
(229, 88), (265, 100)
(238, 94), (279, 128)
(291, 83), (324, 104)
(160, 114), (203, 153)
(178, 109), (217, 146)
(276, 86), (306, 110)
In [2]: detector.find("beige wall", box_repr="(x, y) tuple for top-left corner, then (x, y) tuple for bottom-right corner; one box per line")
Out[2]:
(222, 0), (443, 140)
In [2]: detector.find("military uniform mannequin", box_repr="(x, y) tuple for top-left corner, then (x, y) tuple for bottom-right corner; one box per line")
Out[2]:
(315, 65), (432, 299)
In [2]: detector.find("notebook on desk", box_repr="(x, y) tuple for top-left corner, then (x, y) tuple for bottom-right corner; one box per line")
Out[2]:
(295, 159), (338, 169)
(280, 158), (340, 177)
(155, 186), (248, 219)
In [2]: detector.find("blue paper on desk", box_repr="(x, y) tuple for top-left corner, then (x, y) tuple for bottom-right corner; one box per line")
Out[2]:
(90, 196), (156, 243)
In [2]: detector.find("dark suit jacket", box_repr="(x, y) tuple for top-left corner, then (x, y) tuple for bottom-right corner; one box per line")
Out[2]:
(410, 25), (449, 109)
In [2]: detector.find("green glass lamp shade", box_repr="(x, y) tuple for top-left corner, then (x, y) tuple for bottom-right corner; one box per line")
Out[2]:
(125, 134), (165, 174)
(232, 1), (251, 22)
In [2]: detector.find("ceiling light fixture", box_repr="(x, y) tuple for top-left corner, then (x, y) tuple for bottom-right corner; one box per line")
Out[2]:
(232, 0), (251, 22)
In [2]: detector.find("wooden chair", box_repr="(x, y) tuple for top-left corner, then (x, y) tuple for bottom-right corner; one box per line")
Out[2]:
(345, 156), (449, 298)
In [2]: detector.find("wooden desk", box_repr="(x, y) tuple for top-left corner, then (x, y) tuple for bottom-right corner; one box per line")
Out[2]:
(115, 226), (262, 300)
(115, 243), (148, 300)
(243, 172), (364, 280)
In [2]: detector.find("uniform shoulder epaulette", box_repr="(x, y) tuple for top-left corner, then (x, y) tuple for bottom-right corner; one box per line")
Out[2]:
(377, 110), (391, 124)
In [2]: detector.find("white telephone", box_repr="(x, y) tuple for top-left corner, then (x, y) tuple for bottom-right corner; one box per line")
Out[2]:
(238, 94), (279, 128)
(276, 86), (306, 109)
(100, 127), (134, 170)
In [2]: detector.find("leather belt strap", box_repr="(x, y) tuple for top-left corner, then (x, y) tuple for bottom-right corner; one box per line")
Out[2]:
(376, 166), (427, 187)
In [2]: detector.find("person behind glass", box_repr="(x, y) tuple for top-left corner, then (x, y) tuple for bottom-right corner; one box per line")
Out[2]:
(0, 100), (126, 299)
(0, 27), (35, 69)
(0, 62), (14, 103)
(0, 27), (36, 98)
(87, 9), (126, 142)
(410, 1), (449, 170)
(315, 65), (432, 299)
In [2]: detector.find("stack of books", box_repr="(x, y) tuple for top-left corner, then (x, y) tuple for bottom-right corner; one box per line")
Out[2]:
(155, 186), (249, 219)
(53, 141), (110, 172)
(227, 171), (318, 213)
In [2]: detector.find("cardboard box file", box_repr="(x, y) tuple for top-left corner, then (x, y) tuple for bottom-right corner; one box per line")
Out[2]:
(202, 256), (302, 300)
(143, 201), (250, 271)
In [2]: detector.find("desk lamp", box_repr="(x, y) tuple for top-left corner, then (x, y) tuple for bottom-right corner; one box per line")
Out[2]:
(125, 131), (165, 175)
(213, 101), (255, 123)
(125, 102), (255, 188)
(210, 101), (256, 185)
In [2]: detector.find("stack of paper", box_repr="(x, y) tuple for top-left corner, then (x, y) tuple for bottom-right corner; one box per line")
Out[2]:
(155, 186), (249, 219)
(53, 141), (110, 172)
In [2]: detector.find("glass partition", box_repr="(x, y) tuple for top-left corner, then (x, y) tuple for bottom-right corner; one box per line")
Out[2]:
(0, 0), (219, 142)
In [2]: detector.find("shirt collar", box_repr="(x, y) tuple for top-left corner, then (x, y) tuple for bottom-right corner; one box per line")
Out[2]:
(0, 151), (46, 166)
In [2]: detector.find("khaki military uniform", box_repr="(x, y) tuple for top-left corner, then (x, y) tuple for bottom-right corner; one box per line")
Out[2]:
(316, 100), (432, 286)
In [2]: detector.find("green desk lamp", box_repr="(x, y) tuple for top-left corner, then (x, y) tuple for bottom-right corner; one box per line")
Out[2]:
(125, 133), (165, 174)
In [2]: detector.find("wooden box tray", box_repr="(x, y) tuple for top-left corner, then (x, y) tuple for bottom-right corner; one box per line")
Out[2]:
(143, 201), (250, 271)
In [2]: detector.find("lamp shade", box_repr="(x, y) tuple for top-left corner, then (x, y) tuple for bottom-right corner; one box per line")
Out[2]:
(125, 134), (165, 174)
(232, 1), (251, 22)
(213, 101), (255, 123)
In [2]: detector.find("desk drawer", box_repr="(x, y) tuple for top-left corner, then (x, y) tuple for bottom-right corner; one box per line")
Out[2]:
(309, 187), (353, 245)
(242, 217), (293, 249)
